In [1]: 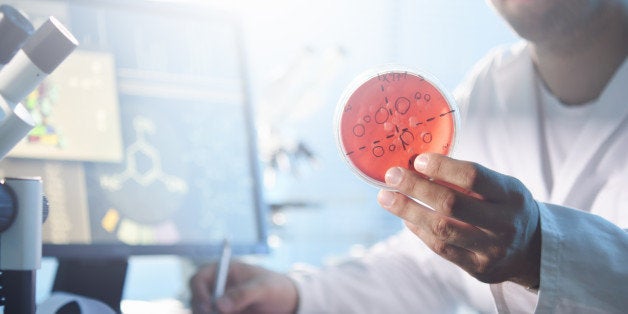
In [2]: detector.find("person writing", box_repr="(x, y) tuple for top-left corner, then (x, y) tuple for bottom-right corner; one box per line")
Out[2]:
(190, 0), (628, 312)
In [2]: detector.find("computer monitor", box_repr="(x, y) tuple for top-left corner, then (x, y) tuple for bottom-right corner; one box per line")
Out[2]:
(0, 0), (268, 311)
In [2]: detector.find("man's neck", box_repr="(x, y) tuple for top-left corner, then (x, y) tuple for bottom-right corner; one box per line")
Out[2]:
(530, 3), (627, 106)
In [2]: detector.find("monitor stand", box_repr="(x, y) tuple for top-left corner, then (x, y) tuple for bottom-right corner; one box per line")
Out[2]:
(52, 258), (128, 313)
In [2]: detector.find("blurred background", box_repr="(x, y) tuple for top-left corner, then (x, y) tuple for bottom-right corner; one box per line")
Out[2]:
(1, 0), (517, 312)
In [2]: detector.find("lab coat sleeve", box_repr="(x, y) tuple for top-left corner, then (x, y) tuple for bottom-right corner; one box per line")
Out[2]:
(288, 228), (496, 314)
(493, 201), (628, 313)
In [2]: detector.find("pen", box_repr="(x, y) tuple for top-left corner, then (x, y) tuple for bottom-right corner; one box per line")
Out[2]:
(213, 238), (231, 300)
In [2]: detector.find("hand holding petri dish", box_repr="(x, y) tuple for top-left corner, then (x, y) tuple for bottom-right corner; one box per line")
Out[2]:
(334, 65), (460, 188)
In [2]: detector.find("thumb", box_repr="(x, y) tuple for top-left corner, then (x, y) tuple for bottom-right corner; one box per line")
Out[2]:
(216, 281), (263, 313)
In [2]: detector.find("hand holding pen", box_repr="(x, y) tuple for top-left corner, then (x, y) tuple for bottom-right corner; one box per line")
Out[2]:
(189, 241), (299, 314)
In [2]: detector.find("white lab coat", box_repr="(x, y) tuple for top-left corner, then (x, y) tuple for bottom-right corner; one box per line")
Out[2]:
(290, 42), (628, 313)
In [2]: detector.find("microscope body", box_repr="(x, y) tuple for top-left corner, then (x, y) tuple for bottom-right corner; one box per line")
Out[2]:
(0, 5), (78, 313)
(0, 177), (43, 314)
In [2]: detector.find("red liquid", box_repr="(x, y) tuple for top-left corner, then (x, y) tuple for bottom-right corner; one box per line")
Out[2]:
(338, 71), (456, 186)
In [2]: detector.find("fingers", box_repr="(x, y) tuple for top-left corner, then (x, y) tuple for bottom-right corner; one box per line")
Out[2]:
(414, 153), (511, 202)
(192, 262), (299, 314)
(379, 153), (541, 285)
(190, 262), (261, 314)
(189, 267), (264, 314)
(379, 190), (494, 252)
(381, 189), (511, 283)
(382, 166), (495, 228)
(190, 264), (217, 314)
(413, 153), (478, 194)
(216, 281), (263, 314)
(404, 220), (502, 283)
(382, 191), (511, 283)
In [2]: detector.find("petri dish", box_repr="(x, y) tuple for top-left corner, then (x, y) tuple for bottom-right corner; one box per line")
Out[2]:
(334, 65), (460, 189)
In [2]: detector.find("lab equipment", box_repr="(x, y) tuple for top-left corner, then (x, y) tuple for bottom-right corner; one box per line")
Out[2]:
(0, 178), (44, 314)
(0, 4), (34, 71)
(0, 1), (269, 312)
(0, 7), (77, 314)
(335, 65), (460, 188)
(0, 16), (78, 159)
(0, 17), (78, 112)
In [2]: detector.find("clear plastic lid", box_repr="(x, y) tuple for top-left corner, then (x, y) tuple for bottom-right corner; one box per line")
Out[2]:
(334, 65), (460, 189)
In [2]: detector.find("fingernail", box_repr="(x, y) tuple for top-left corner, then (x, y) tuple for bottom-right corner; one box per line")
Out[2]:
(378, 190), (396, 208)
(385, 167), (403, 186)
(414, 154), (428, 171)
(216, 297), (234, 312)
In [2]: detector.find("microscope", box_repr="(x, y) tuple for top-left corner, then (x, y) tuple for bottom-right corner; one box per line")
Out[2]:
(0, 5), (78, 314)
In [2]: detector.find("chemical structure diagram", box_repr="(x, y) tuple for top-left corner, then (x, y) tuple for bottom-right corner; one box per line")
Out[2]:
(100, 116), (188, 194)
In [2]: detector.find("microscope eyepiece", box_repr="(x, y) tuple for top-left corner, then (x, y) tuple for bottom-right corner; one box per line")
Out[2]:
(22, 16), (78, 74)
(0, 5), (34, 65)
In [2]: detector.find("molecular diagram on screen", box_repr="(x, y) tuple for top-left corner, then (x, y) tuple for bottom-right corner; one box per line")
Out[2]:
(100, 116), (188, 194)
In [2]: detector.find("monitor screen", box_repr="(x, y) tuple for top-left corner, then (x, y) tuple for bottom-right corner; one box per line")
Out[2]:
(0, 0), (268, 259)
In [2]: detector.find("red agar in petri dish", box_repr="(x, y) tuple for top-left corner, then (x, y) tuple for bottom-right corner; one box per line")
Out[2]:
(335, 66), (460, 188)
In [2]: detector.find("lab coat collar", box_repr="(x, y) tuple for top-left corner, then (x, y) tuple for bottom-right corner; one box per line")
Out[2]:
(492, 42), (550, 201)
(493, 43), (628, 205)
